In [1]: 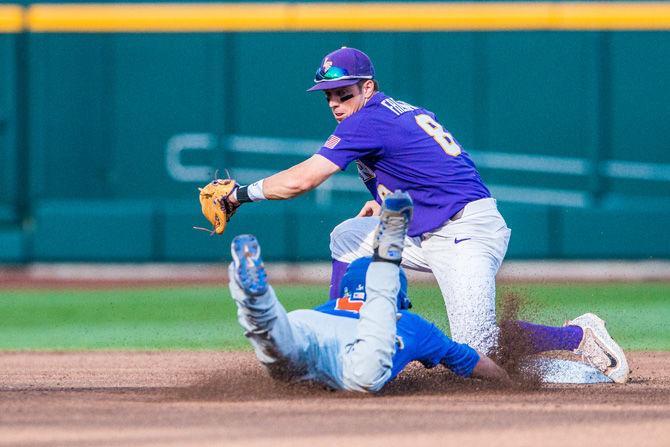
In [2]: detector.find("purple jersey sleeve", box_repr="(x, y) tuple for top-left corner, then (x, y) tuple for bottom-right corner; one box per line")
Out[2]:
(316, 113), (383, 171)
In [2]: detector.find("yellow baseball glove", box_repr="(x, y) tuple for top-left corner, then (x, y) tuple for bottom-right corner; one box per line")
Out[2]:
(198, 179), (239, 235)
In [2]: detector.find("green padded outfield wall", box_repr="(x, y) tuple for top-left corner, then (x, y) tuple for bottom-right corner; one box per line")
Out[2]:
(1, 2), (669, 262)
(0, 26), (26, 261)
(0, 34), (17, 223)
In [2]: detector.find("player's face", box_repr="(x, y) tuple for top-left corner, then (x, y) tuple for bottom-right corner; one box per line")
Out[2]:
(324, 81), (375, 123)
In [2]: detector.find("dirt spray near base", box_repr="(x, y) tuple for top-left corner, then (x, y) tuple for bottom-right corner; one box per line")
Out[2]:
(493, 291), (544, 389)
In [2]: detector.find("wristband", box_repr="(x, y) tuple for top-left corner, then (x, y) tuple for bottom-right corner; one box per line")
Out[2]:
(247, 179), (267, 201)
(236, 185), (252, 204)
(235, 179), (266, 204)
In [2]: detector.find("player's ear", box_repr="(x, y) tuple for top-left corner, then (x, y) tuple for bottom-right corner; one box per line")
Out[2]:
(362, 80), (376, 99)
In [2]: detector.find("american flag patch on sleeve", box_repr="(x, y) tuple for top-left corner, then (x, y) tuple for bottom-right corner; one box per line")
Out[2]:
(324, 135), (341, 149)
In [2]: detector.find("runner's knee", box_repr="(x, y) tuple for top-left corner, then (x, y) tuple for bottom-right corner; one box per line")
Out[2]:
(342, 357), (389, 393)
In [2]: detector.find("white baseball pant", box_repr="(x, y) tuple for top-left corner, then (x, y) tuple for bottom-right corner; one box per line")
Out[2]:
(330, 198), (511, 354)
(228, 261), (400, 392)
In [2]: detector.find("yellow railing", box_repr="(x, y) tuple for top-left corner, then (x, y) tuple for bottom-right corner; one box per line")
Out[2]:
(0, 5), (24, 32)
(2, 3), (670, 33)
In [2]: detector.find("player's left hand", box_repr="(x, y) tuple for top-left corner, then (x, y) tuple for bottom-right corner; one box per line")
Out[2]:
(357, 200), (382, 217)
(197, 179), (239, 235)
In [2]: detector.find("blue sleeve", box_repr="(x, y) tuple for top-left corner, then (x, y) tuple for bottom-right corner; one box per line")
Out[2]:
(437, 336), (480, 378)
(398, 312), (480, 378)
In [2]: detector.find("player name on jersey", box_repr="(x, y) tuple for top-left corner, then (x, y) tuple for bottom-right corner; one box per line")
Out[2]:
(381, 98), (418, 116)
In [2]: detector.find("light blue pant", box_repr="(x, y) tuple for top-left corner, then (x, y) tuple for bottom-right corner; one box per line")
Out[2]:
(228, 262), (400, 392)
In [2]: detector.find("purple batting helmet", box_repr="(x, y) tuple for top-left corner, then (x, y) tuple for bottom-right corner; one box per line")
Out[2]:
(307, 47), (375, 92)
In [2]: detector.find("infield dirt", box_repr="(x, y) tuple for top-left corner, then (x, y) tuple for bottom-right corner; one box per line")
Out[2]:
(1, 351), (668, 446)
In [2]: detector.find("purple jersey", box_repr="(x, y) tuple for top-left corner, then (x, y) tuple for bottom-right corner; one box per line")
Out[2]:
(317, 92), (490, 237)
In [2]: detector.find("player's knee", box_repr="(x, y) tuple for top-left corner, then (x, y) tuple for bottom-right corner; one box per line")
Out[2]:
(329, 217), (376, 261)
(345, 371), (387, 393)
(342, 359), (390, 393)
(330, 218), (365, 246)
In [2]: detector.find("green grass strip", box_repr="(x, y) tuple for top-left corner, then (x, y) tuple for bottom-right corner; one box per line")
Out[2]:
(0, 282), (668, 351)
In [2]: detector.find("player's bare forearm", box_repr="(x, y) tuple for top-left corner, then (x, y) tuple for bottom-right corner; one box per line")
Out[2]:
(471, 353), (512, 385)
(262, 155), (340, 200)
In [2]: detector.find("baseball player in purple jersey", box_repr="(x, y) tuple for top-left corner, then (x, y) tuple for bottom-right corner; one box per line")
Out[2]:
(224, 47), (629, 383)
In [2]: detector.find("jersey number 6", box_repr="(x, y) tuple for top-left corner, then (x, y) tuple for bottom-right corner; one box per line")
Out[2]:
(415, 114), (462, 157)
